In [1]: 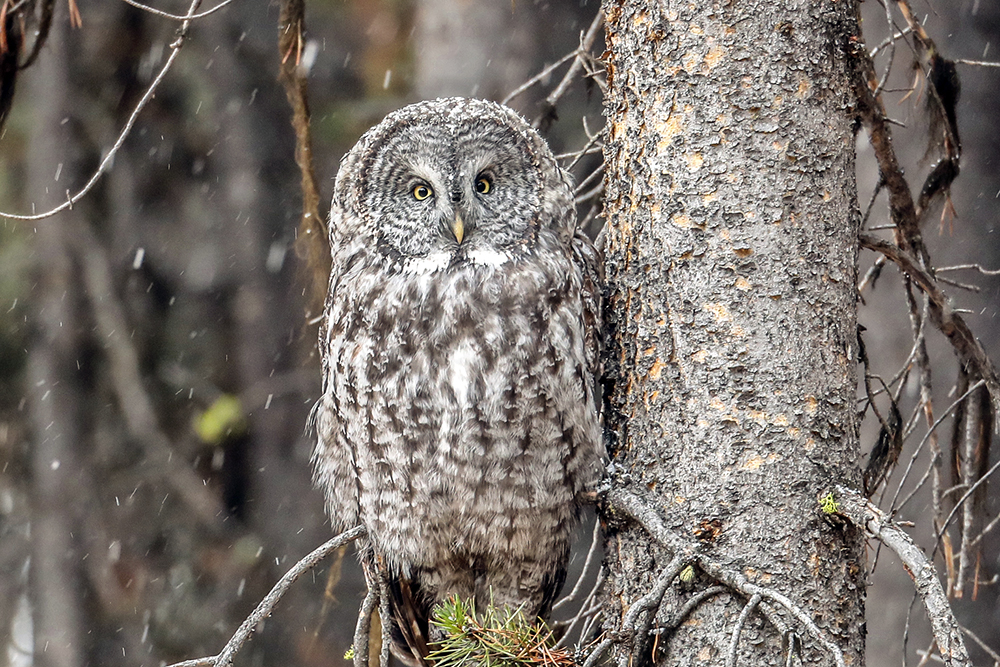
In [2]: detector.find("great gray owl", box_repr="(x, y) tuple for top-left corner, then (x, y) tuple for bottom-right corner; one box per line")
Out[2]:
(311, 97), (603, 665)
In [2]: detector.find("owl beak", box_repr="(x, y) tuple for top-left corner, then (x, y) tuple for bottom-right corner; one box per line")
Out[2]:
(452, 213), (465, 244)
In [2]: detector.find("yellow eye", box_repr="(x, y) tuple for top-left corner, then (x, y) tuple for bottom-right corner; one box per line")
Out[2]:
(475, 176), (492, 195)
(413, 184), (433, 201)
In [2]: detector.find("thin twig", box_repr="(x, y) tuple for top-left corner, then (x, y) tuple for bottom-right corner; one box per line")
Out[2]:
(0, 0), (203, 221)
(533, 10), (604, 128)
(118, 0), (234, 21)
(968, 508), (1000, 549)
(890, 381), (985, 514)
(959, 624), (1000, 665)
(501, 50), (580, 106)
(166, 526), (366, 667)
(954, 58), (1000, 68)
(934, 457), (1000, 555)
(553, 517), (602, 611)
(937, 263), (1000, 276)
(872, 0), (898, 100)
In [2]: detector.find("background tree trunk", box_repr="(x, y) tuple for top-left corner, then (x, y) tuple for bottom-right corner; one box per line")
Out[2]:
(600, 1), (867, 665)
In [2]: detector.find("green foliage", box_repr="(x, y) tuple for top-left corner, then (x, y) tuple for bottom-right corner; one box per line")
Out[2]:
(428, 597), (574, 667)
(193, 394), (247, 444)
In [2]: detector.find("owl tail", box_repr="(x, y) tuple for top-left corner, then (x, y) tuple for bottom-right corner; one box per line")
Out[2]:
(363, 555), (431, 667)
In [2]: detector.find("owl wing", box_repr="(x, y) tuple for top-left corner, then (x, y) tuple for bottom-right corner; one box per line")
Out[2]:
(310, 221), (366, 532)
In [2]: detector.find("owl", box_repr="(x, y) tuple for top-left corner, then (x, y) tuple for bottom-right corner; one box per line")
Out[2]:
(312, 97), (603, 665)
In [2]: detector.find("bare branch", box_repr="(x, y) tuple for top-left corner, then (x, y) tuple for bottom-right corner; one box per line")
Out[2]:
(937, 263), (1000, 276)
(0, 0), (203, 221)
(501, 50), (579, 107)
(860, 234), (1000, 420)
(118, 0), (234, 21)
(533, 10), (604, 128)
(165, 526), (366, 667)
(889, 380), (985, 514)
(935, 457), (1000, 552)
(553, 517), (602, 612)
(834, 487), (971, 667)
(954, 58), (1000, 68)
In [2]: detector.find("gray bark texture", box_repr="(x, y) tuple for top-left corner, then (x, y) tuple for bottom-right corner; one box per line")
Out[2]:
(599, 1), (867, 665)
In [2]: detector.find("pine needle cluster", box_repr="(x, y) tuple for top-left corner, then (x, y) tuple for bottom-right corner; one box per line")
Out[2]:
(428, 597), (575, 667)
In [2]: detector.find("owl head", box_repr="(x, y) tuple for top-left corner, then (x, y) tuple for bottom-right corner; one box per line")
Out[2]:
(331, 98), (575, 263)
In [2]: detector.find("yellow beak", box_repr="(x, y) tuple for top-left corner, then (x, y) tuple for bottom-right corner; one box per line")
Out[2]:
(453, 213), (464, 244)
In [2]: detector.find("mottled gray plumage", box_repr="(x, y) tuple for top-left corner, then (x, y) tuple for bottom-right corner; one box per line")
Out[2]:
(312, 97), (603, 664)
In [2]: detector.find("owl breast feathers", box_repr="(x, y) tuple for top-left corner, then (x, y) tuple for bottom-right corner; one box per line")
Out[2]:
(311, 97), (603, 664)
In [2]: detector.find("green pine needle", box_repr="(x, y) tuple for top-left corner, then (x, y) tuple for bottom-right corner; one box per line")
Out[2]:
(428, 597), (575, 667)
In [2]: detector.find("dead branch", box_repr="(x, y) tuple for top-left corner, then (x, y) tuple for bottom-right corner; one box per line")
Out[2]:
(853, 45), (929, 267)
(833, 487), (971, 667)
(166, 526), (365, 667)
(859, 233), (1000, 419)
(277, 0), (329, 318)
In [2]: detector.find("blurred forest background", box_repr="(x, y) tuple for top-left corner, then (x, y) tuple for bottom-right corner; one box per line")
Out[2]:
(0, 1), (998, 666)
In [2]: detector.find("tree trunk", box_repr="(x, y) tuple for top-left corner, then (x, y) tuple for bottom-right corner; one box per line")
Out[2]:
(600, 1), (866, 665)
(26, 15), (88, 667)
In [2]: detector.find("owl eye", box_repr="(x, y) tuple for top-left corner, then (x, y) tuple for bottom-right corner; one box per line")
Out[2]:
(412, 184), (433, 201)
(475, 176), (492, 195)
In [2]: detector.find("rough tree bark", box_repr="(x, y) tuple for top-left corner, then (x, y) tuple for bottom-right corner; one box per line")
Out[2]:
(600, 1), (866, 665)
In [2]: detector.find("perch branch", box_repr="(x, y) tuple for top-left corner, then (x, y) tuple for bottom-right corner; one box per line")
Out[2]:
(353, 579), (378, 667)
(166, 526), (365, 667)
(833, 487), (971, 667)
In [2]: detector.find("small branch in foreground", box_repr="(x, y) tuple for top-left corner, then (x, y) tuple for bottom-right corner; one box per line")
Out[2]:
(166, 526), (365, 667)
(832, 487), (971, 667)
